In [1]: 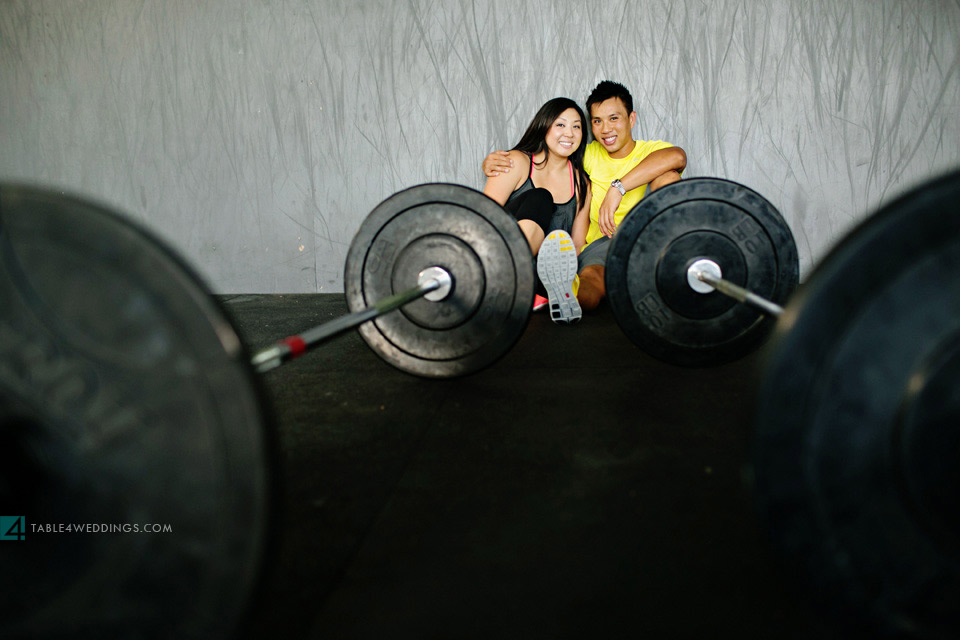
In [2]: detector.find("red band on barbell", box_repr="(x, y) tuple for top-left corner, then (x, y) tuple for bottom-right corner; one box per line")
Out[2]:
(282, 336), (307, 359)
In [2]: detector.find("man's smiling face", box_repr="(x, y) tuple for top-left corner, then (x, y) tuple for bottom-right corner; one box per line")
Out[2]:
(590, 97), (636, 159)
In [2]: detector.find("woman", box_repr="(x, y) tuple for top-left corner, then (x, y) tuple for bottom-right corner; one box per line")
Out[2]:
(483, 97), (591, 322)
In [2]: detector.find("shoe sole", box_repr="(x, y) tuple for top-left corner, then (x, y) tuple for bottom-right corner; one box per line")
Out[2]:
(537, 230), (582, 324)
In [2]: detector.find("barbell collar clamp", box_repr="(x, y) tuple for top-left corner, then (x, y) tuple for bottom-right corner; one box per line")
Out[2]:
(418, 266), (453, 302)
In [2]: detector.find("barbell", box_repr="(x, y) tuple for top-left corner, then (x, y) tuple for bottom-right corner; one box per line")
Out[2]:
(603, 171), (960, 638)
(1, 168), (957, 639)
(251, 183), (534, 377)
(0, 182), (533, 639)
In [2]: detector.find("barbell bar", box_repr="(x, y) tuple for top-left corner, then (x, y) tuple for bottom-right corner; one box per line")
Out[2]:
(687, 258), (785, 317)
(250, 266), (452, 373)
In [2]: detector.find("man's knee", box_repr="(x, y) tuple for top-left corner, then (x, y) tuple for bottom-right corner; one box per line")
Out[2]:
(650, 170), (681, 192)
(577, 265), (605, 311)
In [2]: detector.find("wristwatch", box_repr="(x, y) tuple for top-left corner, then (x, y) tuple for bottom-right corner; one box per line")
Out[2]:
(611, 179), (626, 196)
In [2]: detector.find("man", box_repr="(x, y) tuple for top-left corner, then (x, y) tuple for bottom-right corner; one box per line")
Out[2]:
(484, 81), (686, 310)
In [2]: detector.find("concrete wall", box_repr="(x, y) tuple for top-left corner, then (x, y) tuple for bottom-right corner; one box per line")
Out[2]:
(2, 0), (958, 292)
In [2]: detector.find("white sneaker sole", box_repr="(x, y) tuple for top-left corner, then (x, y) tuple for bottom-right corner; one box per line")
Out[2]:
(537, 230), (582, 324)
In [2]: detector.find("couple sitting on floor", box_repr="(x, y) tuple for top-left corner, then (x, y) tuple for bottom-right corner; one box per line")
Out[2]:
(482, 80), (687, 324)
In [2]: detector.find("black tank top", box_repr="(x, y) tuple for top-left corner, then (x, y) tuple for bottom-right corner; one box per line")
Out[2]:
(506, 155), (578, 234)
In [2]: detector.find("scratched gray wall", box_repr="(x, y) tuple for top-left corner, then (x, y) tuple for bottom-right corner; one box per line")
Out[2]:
(2, 1), (959, 293)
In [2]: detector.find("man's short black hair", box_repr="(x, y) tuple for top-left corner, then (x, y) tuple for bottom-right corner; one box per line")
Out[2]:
(586, 80), (634, 116)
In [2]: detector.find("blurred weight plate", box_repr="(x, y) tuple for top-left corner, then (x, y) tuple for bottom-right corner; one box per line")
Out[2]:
(0, 185), (275, 639)
(753, 170), (960, 638)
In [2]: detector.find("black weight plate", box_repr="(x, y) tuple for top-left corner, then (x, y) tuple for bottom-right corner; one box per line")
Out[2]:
(0, 185), (275, 639)
(606, 178), (799, 366)
(344, 184), (535, 377)
(753, 170), (960, 638)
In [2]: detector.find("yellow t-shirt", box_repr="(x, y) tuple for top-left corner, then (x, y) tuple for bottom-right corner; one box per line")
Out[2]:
(583, 139), (676, 246)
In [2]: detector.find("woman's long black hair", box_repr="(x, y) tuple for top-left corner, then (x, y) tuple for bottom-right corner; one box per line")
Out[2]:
(511, 97), (590, 211)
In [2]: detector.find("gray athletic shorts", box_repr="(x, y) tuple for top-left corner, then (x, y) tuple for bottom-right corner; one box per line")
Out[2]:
(578, 236), (612, 270)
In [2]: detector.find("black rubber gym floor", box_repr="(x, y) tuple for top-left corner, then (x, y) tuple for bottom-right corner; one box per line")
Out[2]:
(222, 294), (846, 639)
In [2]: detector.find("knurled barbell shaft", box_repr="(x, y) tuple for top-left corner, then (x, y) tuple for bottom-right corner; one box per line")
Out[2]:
(695, 270), (784, 318)
(250, 269), (451, 373)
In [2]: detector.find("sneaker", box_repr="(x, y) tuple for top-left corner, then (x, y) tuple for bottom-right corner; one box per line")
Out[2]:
(537, 230), (582, 324)
(532, 294), (548, 312)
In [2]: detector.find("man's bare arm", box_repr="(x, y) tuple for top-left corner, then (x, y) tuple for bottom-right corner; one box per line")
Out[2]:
(597, 146), (687, 236)
(618, 146), (686, 192)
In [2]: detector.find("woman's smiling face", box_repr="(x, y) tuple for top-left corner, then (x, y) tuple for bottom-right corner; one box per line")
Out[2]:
(544, 107), (583, 158)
